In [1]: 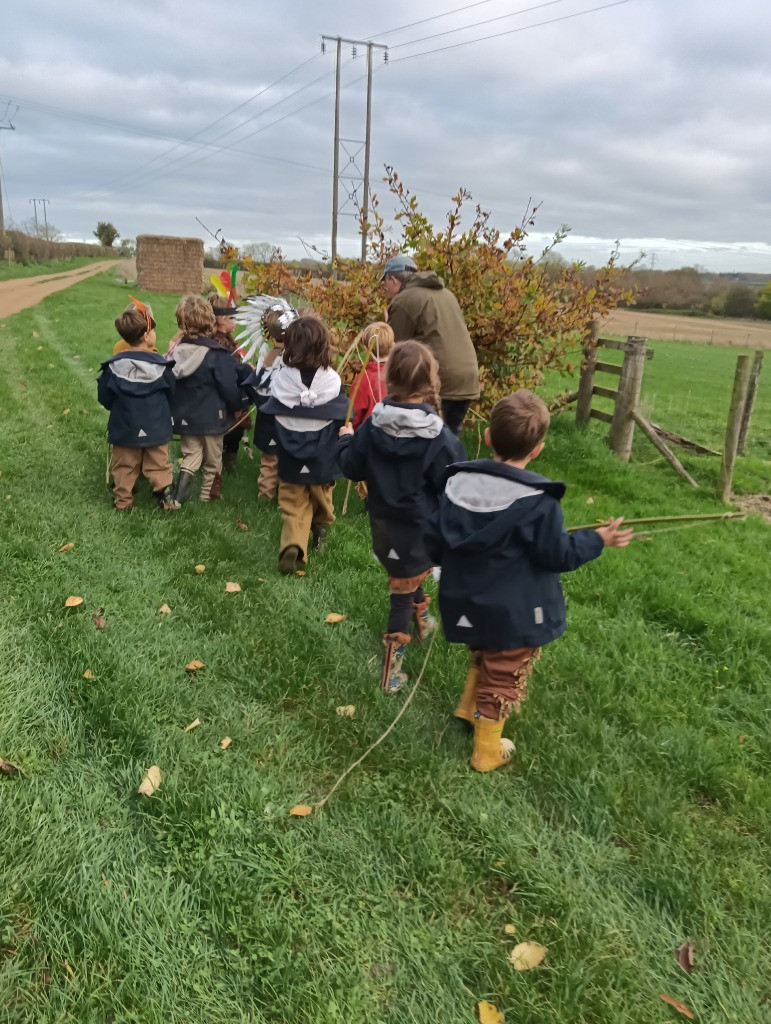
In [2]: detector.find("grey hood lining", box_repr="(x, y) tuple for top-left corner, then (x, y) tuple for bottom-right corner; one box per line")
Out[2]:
(370, 402), (443, 439)
(171, 343), (208, 380)
(110, 359), (168, 384)
(446, 471), (543, 513)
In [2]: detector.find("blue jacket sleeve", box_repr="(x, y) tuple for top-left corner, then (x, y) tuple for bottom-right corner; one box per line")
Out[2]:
(338, 424), (369, 481)
(213, 353), (244, 416)
(425, 429), (466, 497)
(97, 368), (113, 410)
(522, 500), (604, 573)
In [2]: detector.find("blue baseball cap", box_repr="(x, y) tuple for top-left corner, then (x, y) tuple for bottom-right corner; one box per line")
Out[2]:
(381, 254), (418, 279)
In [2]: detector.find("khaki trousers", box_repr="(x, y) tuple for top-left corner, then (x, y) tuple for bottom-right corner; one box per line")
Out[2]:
(278, 480), (336, 560)
(112, 444), (173, 509)
(180, 435), (224, 501)
(474, 647), (541, 720)
(258, 453), (279, 499)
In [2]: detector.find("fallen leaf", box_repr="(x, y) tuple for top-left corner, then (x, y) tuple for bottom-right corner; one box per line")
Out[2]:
(83, 669), (93, 679)
(295, 570), (306, 577)
(0, 757), (22, 777)
(290, 804), (314, 817)
(63, 960), (75, 979)
(101, 873), (110, 888)
(159, 603), (172, 614)
(235, 518), (248, 531)
(739, 735), (746, 744)
(32, 330), (39, 338)
(504, 924), (517, 935)
(325, 613), (346, 624)
(64, 596), (83, 608)
(586, 496), (595, 504)
(508, 942), (548, 971)
(219, 736), (232, 750)
(225, 582), (241, 593)
(137, 765), (162, 797)
(675, 942), (695, 975)
(659, 994), (695, 1019)
(62, 409), (70, 415)
(91, 612), (106, 629)
(336, 705), (356, 717)
(59, 542), (74, 552)
(194, 564), (205, 574)
(257, 577), (267, 583)
(185, 660), (205, 672)
(183, 718), (201, 733)
(478, 1001), (504, 1024)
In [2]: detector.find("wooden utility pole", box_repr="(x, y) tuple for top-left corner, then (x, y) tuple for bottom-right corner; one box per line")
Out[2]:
(737, 350), (764, 456)
(720, 354), (751, 502)
(322, 35), (388, 264)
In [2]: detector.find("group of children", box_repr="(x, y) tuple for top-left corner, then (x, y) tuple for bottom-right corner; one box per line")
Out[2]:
(97, 293), (632, 772)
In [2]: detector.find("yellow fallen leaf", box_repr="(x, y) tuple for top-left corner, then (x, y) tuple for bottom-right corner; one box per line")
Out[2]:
(63, 960), (75, 979)
(137, 765), (162, 797)
(219, 736), (232, 750)
(183, 718), (201, 733)
(336, 705), (356, 717)
(504, 924), (517, 935)
(32, 331), (39, 338)
(478, 1001), (504, 1024)
(185, 660), (205, 671)
(64, 596), (83, 607)
(224, 582), (241, 593)
(257, 577), (267, 583)
(508, 942), (548, 971)
(62, 409), (70, 415)
(586, 496), (595, 505)
(83, 669), (93, 680)
(59, 542), (74, 552)
(325, 613), (346, 624)
(296, 570), (306, 577)
(659, 994), (695, 1020)
(159, 603), (172, 614)
(290, 804), (314, 817)
(194, 564), (205, 574)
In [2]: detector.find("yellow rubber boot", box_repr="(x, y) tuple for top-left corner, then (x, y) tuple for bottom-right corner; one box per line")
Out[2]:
(454, 656), (479, 724)
(470, 716), (515, 773)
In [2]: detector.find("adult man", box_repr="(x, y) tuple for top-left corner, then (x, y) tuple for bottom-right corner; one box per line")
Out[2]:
(383, 255), (480, 435)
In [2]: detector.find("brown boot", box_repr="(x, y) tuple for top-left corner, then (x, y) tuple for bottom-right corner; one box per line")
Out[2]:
(470, 716), (515, 773)
(454, 653), (480, 724)
(208, 473), (223, 500)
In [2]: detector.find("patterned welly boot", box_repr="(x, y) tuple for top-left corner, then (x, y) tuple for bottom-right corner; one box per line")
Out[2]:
(412, 596), (438, 643)
(381, 633), (410, 694)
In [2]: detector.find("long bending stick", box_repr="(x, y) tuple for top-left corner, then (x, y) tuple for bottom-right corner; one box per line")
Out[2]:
(567, 511), (746, 533)
(344, 332), (381, 427)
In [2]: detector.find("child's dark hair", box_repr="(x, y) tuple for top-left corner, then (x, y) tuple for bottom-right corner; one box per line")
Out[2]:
(283, 316), (332, 371)
(176, 294), (215, 338)
(489, 390), (550, 460)
(115, 303), (152, 346)
(263, 308), (290, 345)
(386, 340), (441, 414)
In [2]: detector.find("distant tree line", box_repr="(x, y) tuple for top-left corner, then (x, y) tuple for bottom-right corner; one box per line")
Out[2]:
(616, 266), (771, 320)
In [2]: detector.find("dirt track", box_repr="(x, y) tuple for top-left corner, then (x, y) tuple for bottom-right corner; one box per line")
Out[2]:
(0, 261), (121, 320)
(601, 308), (771, 348)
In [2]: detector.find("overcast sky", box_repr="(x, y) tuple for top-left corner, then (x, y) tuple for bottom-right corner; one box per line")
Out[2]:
(2, 0), (769, 271)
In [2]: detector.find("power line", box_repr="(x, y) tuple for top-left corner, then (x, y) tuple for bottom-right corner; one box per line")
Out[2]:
(365, 0), (502, 39)
(389, 0), (573, 49)
(388, 0), (634, 62)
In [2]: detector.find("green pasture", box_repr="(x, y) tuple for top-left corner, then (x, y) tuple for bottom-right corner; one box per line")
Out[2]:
(1, 273), (770, 1023)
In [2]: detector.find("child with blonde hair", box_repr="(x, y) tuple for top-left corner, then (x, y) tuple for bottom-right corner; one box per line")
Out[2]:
(170, 294), (243, 502)
(339, 340), (465, 692)
(350, 322), (394, 430)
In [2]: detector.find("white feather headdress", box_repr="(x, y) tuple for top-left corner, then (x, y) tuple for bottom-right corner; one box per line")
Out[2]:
(234, 295), (299, 367)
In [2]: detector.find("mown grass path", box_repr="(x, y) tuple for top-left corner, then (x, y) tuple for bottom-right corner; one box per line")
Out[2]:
(1, 274), (770, 1023)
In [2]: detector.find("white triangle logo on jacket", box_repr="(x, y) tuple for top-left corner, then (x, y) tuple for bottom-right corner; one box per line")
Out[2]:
(456, 615), (473, 628)
(181, 419), (188, 426)
(387, 548), (400, 560)
(137, 428), (147, 437)
(300, 465), (310, 474)
(269, 439), (277, 446)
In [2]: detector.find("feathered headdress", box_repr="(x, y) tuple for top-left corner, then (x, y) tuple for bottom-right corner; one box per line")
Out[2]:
(210, 264), (239, 314)
(234, 294), (299, 366)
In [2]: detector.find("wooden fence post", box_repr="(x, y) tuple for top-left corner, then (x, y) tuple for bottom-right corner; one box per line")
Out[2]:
(736, 350), (764, 456)
(719, 354), (751, 502)
(575, 320), (599, 428)
(609, 336), (647, 461)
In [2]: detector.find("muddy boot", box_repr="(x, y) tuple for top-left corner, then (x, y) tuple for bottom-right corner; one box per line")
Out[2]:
(470, 715), (515, 773)
(413, 596), (438, 643)
(381, 633), (410, 695)
(455, 653), (480, 725)
(174, 469), (195, 504)
(311, 523), (328, 552)
(278, 544), (302, 575)
(208, 473), (223, 500)
(154, 485), (181, 511)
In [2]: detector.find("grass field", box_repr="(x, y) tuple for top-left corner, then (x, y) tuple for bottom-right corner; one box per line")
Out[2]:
(2, 273), (771, 1023)
(0, 257), (108, 283)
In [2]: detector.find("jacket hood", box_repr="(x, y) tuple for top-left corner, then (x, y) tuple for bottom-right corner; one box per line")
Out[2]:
(369, 399), (443, 461)
(271, 365), (341, 409)
(171, 336), (226, 380)
(440, 461), (565, 552)
(402, 271), (444, 291)
(100, 351), (173, 393)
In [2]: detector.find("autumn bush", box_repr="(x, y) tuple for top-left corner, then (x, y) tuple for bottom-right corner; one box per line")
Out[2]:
(228, 169), (635, 413)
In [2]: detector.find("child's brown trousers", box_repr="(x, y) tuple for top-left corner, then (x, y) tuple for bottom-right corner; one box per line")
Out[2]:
(474, 647), (542, 719)
(258, 453), (279, 499)
(180, 435), (224, 501)
(112, 444), (173, 509)
(278, 481), (335, 560)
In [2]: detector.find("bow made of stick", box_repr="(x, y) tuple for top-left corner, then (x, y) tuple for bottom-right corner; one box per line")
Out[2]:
(344, 330), (382, 428)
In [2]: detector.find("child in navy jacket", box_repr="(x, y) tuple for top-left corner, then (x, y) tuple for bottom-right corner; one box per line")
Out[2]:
(428, 389), (633, 772)
(97, 300), (178, 511)
(170, 295), (244, 503)
(339, 340), (465, 693)
(260, 317), (348, 574)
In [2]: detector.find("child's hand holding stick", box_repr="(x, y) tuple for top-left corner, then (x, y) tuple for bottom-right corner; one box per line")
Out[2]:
(595, 517), (634, 547)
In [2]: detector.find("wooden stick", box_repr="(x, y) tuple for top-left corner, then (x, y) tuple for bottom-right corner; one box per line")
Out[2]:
(341, 479), (353, 516)
(631, 410), (698, 487)
(567, 511), (746, 533)
(650, 423), (719, 457)
(224, 410), (252, 436)
(336, 334), (362, 376)
(737, 350), (764, 456)
(344, 332), (380, 427)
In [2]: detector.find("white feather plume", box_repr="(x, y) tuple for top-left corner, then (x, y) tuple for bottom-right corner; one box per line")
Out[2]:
(234, 295), (298, 364)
